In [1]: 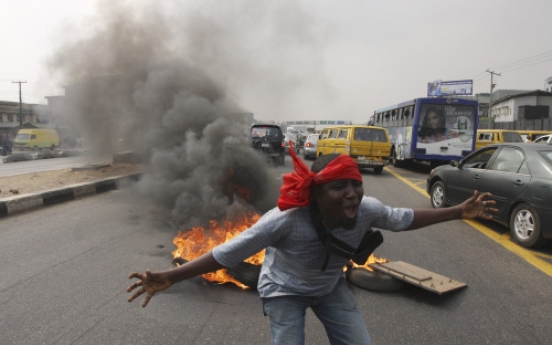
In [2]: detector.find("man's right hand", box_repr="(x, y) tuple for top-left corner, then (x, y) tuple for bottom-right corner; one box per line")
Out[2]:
(127, 270), (172, 307)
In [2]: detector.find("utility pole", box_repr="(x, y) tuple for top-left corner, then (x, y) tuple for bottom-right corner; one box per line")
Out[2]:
(12, 80), (27, 128)
(485, 70), (501, 125)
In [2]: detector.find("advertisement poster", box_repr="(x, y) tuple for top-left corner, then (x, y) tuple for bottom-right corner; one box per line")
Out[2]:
(417, 104), (475, 156)
(427, 80), (473, 97)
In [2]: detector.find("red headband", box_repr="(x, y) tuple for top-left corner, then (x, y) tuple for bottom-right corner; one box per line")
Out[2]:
(277, 143), (362, 211)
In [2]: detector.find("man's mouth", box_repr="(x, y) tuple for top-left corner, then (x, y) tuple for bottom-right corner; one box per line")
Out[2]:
(343, 205), (357, 219)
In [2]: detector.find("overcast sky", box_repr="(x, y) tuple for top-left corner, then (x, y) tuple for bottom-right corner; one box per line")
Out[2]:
(1, 0), (551, 124)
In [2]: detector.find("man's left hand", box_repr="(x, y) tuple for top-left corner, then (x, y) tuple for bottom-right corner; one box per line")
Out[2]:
(460, 190), (498, 220)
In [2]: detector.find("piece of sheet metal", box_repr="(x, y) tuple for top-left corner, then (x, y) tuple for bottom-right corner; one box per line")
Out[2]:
(370, 261), (467, 295)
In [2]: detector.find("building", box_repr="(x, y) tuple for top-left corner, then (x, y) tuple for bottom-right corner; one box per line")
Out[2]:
(0, 101), (51, 144)
(481, 89), (552, 130)
(545, 76), (552, 92)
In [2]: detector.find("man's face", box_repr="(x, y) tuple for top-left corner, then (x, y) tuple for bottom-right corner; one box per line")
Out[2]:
(313, 179), (364, 230)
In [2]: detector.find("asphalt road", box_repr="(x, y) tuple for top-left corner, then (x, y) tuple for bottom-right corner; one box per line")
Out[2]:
(1, 157), (551, 345)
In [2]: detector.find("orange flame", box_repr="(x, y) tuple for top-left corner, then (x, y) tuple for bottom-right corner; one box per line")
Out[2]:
(172, 211), (263, 289)
(348, 254), (389, 272)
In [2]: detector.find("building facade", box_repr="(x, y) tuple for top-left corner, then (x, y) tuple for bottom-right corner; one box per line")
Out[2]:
(480, 90), (552, 130)
(0, 101), (51, 144)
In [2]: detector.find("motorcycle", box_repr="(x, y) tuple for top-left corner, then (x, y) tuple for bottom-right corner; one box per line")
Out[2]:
(0, 143), (12, 156)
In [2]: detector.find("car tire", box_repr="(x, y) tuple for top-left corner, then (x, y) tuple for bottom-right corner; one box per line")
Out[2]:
(174, 258), (261, 290)
(509, 203), (546, 248)
(430, 181), (447, 208)
(346, 266), (405, 292)
(373, 166), (383, 174)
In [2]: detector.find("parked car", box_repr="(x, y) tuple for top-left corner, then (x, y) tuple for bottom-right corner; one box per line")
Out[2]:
(303, 134), (319, 160)
(532, 134), (552, 144)
(426, 143), (552, 248)
(250, 124), (285, 166)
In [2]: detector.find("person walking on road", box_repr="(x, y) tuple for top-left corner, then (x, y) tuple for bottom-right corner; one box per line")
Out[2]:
(127, 149), (497, 345)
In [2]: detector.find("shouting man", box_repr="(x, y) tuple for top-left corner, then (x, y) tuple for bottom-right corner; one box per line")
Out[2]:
(127, 150), (497, 345)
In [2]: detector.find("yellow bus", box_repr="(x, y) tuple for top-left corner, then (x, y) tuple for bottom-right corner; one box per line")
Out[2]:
(316, 125), (391, 174)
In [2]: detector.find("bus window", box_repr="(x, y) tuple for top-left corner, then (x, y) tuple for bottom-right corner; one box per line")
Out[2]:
(328, 129), (339, 138)
(338, 129), (349, 139)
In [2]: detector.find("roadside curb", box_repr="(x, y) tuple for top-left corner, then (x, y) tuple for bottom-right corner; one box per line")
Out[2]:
(0, 173), (142, 218)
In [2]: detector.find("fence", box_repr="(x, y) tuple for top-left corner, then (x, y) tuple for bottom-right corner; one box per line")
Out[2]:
(478, 117), (552, 131)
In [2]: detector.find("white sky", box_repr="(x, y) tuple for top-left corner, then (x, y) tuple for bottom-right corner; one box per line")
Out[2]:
(1, 0), (551, 124)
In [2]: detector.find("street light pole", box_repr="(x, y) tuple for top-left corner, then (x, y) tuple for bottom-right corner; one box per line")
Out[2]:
(486, 70), (501, 128)
(12, 80), (27, 128)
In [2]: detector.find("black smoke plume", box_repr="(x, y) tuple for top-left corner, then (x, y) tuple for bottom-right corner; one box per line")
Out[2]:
(46, 1), (326, 227)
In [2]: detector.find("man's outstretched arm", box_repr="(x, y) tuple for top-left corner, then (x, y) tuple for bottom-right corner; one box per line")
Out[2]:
(406, 190), (498, 231)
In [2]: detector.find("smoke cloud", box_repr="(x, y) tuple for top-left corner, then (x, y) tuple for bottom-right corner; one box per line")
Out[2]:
(46, 1), (326, 227)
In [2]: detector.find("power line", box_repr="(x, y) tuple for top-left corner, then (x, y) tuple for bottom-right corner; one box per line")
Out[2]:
(499, 55), (552, 74)
(472, 49), (552, 91)
(490, 50), (552, 70)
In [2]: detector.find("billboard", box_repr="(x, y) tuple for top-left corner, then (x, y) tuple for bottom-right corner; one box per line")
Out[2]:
(427, 80), (473, 97)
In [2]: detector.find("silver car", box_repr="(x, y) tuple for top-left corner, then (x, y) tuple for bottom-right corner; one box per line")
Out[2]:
(533, 134), (552, 144)
(303, 134), (319, 160)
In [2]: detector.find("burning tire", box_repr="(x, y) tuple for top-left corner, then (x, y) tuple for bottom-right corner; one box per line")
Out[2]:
(226, 262), (261, 290)
(346, 266), (405, 292)
(173, 257), (261, 290)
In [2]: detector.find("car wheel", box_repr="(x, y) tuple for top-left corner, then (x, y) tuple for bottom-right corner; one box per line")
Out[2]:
(346, 267), (405, 292)
(430, 181), (446, 208)
(373, 166), (383, 174)
(509, 203), (546, 248)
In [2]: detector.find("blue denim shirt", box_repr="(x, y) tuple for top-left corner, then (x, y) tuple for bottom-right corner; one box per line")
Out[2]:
(212, 196), (414, 298)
